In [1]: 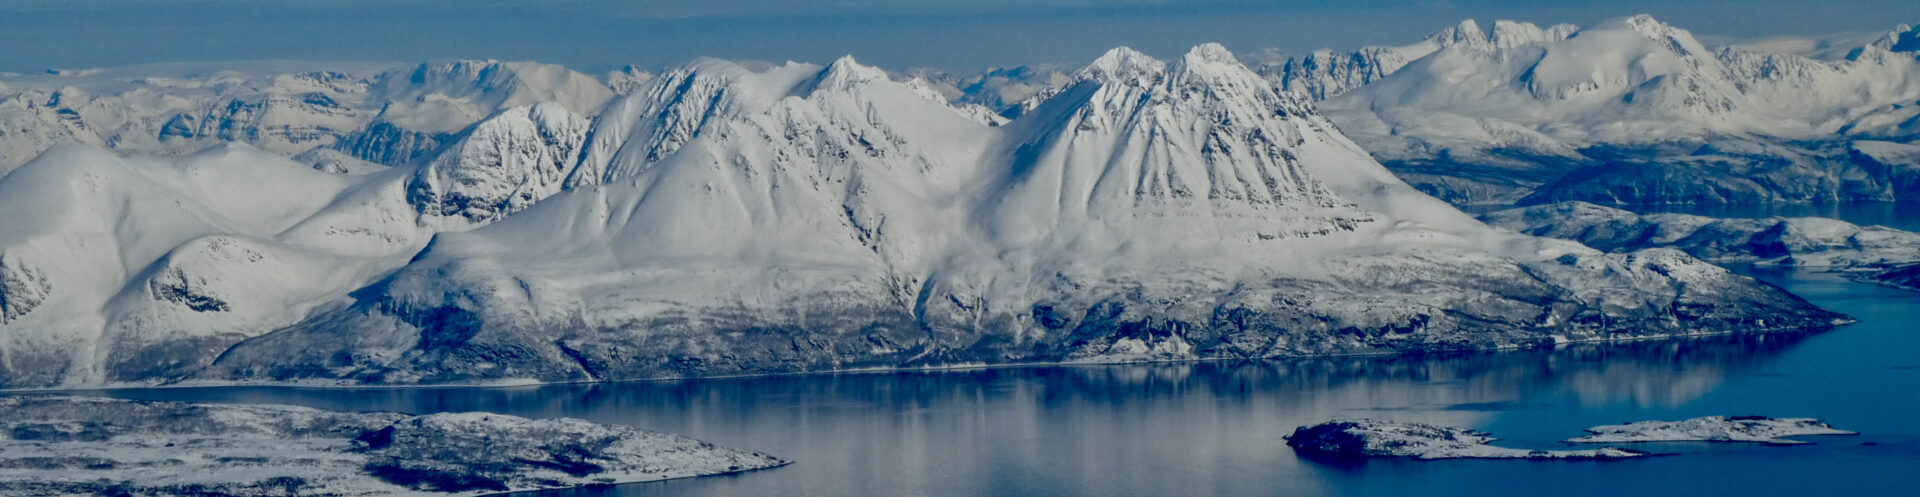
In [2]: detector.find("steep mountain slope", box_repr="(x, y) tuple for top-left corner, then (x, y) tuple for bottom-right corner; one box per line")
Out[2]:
(175, 48), (1841, 386)
(0, 101), (583, 386)
(1302, 15), (1920, 205)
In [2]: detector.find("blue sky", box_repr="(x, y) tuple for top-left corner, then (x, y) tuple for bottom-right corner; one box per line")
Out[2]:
(2, 0), (1916, 73)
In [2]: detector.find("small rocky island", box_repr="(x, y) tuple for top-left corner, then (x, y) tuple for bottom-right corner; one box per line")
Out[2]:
(1566, 416), (1857, 445)
(1285, 420), (1649, 460)
(0, 396), (786, 496)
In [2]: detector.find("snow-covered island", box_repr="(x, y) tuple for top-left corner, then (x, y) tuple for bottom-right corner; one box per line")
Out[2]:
(1482, 201), (1920, 292)
(1286, 420), (1649, 460)
(1567, 416), (1857, 445)
(0, 396), (786, 496)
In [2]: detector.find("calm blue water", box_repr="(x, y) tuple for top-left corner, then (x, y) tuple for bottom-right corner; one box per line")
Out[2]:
(69, 208), (1920, 497)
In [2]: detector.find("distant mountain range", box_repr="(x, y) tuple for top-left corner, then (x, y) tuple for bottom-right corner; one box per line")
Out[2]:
(924, 16), (1920, 206)
(1288, 16), (1920, 205)
(0, 43), (1838, 389)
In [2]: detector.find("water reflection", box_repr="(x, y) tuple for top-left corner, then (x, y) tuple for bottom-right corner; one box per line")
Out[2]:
(101, 333), (1810, 420)
(79, 330), (1818, 497)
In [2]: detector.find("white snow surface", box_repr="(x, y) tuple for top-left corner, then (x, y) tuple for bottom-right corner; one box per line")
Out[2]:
(1310, 15), (1920, 167)
(0, 59), (620, 174)
(0, 143), (447, 386)
(1481, 201), (1920, 268)
(373, 46), (1532, 349)
(0, 47), (1841, 388)
(1567, 416), (1856, 444)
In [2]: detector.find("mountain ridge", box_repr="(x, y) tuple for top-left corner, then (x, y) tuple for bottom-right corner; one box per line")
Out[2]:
(1286, 14), (1920, 205)
(0, 44), (1846, 388)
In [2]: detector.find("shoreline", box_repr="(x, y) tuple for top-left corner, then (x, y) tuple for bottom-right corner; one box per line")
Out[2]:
(0, 320), (1849, 396)
(474, 459), (796, 497)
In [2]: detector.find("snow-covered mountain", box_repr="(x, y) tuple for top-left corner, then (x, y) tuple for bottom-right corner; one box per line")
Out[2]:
(1289, 16), (1920, 205)
(1260, 19), (1580, 101)
(0, 60), (648, 176)
(0, 47), (1841, 389)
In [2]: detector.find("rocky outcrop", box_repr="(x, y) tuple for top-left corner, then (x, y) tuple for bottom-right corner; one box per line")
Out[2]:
(1286, 420), (1648, 460)
(1567, 416), (1856, 445)
(0, 396), (786, 496)
(0, 255), (50, 324)
(406, 103), (591, 223)
(1863, 263), (1920, 292)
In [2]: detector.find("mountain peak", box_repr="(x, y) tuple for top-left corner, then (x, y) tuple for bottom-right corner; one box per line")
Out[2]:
(1613, 13), (1682, 38)
(1183, 43), (1241, 65)
(1591, 13), (1711, 57)
(1872, 23), (1920, 53)
(1172, 43), (1269, 87)
(1488, 20), (1577, 48)
(1435, 19), (1490, 47)
(1082, 47), (1167, 85)
(802, 55), (890, 94)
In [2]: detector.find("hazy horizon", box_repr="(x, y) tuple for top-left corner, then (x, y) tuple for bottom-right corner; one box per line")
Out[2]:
(2, 0), (1916, 74)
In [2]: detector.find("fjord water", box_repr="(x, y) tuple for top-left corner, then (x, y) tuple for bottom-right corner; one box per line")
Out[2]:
(89, 213), (1919, 496)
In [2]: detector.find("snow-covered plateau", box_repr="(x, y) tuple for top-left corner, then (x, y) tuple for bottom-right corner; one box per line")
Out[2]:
(1481, 201), (1920, 291)
(1258, 16), (1920, 205)
(0, 395), (786, 496)
(1286, 420), (1649, 460)
(0, 45), (1847, 389)
(1567, 416), (1857, 445)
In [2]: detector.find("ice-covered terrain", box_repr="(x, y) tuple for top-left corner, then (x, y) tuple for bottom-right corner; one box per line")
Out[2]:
(1286, 420), (1649, 460)
(1286, 16), (1920, 205)
(0, 396), (785, 496)
(0, 47), (1846, 389)
(1567, 416), (1856, 445)
(1481, 201), (1920, 291)
(0, 59), (644, 174)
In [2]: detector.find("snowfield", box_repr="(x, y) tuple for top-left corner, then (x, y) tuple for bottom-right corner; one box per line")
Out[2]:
(1256, 16), (1920, 205)
(0, 59), (641, 175)
(0, 45), (1848, 389)
(0, 396), (785, 496)
(1482, 201), (1920, 292)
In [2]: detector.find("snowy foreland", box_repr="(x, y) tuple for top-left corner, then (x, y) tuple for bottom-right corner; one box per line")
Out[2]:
(1481, 201), (1920, 292)
(0, 396), (785, 496)
(1286, 420), (1649, 460)
(1567, 416), (1857, 445)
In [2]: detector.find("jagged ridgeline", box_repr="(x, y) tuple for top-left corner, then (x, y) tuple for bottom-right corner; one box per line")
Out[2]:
(0, 46), (1842, 388)
(1268, 16), (1920, 205)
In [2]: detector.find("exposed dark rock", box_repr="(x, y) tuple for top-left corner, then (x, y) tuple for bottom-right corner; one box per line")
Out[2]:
(0, 396), (787, 497)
